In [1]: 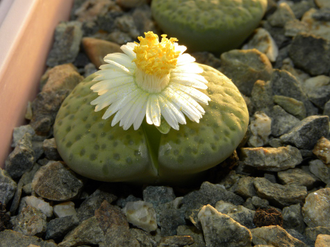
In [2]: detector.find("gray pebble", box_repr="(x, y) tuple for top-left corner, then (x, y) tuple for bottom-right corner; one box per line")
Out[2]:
(254, 177), (307, 207)
(5, 133), (35, 179)
(0, 168), (17, 205)
(46, 21), (83, 67)
(280, 115), (329, 149)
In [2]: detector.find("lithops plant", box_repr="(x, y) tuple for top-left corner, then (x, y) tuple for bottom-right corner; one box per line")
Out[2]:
(54, 32), (249, 184)
(151, 0), (268, 53)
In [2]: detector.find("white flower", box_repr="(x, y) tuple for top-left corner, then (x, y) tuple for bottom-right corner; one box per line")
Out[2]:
(90, 31), (210, 131)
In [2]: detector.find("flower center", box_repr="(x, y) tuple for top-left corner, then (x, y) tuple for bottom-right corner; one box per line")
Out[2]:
(133, 31), (180, 93)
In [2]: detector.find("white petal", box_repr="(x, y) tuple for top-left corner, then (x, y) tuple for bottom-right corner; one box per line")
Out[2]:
(102, 96), (130, 119)
(111, 90), (141, 127)
(158, 95), (183, 130)
(170, 76), (208, 89)
(133, 97), (148, 130)
(146, 94), (161, 126)
(164, 86), (204, 123)
(103, 54), (133, 75)
(120, 90), (148, 130)
(171, 83), (210, 104)
(121, 42), (137, 60)
(91, 82), (137, 111)
(104, 53), (135, 69)
(174, 43), (187, 54)
(173, 63), (203, 74)
(176, 53), (195, 65)
(91, 76), (133, 92)
(93, 69), (132, 82)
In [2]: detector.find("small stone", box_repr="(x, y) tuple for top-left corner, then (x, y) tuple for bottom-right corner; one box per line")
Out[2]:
(302, 188), (330, 227)
(0, 202), (12, 231)
(215, 201), (256, 229)
(289, 0), (315, 19)
(289, 33), (330, 76)
(242, 28), (278, 62)
(46, 21), (83, 67)
(251, 80), (274, 114)
(234, 176), (257, 199)
(239, 145), (303, 172)
(247, 196), (270, 210)
(177, 225), (205, 247)
(143, 186), (176, 207)
(114, 14), (140, 38)
(0, 229), (57, 247)
(42, 138), (61, 161)
(305, 226), (330, 241)
(30, 90), (70, 135)
(122, 201), (157, 232)
(303, 75), (330, 109)
(220, 49), (273, 96)
(198, 204), (252, 247)
(95, 201), (140, 247)
(313, 137), (330, 164)
(280, 115), (329, 150)
(248, 111), (272, 147)
(32, 161), (83, 201)
(12, 205), (47, 236)
(82, 37), (122, 68)
(45, 215), (79, 242)
(5, 133), (35, 179)
(32, 141), (44, 161)
(72, 0), (119, 22)
(262, 19), (291, 48)
(130, 228), (157, 247)
(182, 181), (244, 220)
(96, 11), (123, 33)
(21, 196), (53, 218)
(273, 95), (306, 120)
(253, 207), (283, 227)
(251, 225), (307, 247)
(132, 5), (156, 35)
(282, 204), (305, 234)
(315, 234), (330, 247)
(284, 19), (309, 37)
(267, 2), (296, 28)
(11, 125), (35, 148)
(156, 198), (186, 236)
(40, 63), (83, 93)
(53, 201), (76, 218)
(302, 8), (330, 41)
(58, 216), (104, 247)
(315, 0), (330, 8)
(107, 30), (133, 45)
(0, 168), (17, 205)
(158, 235), (194, 247)
(253, 177), (307, 207)
(278, 168), (317, 189)
(116, 194), (141, 208)
(309, 159), (330, 184)
(312, 8), (330, 21)
(76, 189), (117, 222)
(270, 69), (316, 116)
(324, 100), (330, 118)
(271, 105), (300, 137)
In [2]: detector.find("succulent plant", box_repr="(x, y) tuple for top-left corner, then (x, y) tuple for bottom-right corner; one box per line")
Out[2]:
(53, 32), (249, 184)
(151, 0), (268, 53)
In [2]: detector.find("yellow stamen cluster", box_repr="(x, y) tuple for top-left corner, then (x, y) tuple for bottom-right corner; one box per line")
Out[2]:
(133, 31), (180, 78)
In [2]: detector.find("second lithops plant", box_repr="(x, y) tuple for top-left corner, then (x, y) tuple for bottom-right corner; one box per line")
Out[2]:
(54, 32), (249, 184)
(151, 0), (268, 53)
